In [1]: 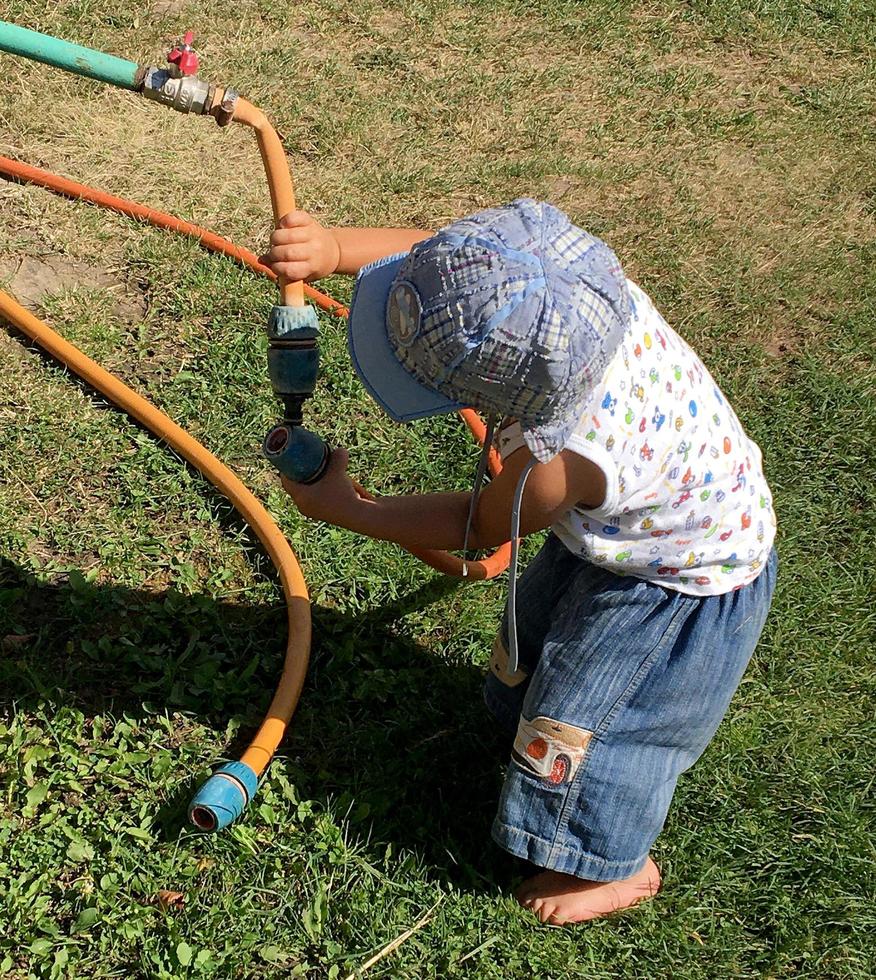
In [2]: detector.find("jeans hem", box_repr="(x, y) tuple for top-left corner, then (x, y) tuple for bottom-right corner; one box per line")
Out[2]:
(492, 819), (650, 882)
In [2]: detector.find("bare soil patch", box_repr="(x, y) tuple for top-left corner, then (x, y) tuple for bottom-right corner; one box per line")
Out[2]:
(0, 253), (147, 321)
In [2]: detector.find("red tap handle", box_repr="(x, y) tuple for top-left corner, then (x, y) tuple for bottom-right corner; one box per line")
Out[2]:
(168, 31), (200, 76)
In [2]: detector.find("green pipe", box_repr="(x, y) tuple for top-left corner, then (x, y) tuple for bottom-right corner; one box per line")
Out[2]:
(0, 20), (140, 90)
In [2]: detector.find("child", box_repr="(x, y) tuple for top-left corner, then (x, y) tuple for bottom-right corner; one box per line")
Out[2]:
(263, 199), (777, 924)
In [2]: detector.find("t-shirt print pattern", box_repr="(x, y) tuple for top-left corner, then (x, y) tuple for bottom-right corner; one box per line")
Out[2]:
(497, 280), (777, 596)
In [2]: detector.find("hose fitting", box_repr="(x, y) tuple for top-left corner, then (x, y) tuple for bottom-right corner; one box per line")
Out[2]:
(267, 303), (319, 341)
(210, 87), (239, 127)
(141, 66), (212, 115)
(188, 760), (259, 832)
(263, 422), (329, 483)
(262, 304), (329, 483)
(267, 342), (319, 400)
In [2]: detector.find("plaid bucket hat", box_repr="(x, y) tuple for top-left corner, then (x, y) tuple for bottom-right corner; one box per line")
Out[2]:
(347, 198), (631, 463)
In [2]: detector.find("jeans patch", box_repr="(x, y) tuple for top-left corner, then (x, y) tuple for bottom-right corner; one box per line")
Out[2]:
(512, 715), (592, 785)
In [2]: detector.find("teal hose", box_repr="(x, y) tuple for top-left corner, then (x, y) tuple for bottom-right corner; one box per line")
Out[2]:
(0, 20), (140, 89)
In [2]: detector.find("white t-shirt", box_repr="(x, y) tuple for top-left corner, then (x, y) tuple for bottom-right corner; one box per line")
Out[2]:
(497, 280), (777, 596)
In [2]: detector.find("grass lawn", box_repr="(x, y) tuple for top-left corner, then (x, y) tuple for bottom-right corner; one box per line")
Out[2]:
(1, 0), (874, 976)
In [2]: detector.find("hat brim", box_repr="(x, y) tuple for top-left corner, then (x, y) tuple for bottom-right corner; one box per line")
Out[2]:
(347, 251), (464, 422)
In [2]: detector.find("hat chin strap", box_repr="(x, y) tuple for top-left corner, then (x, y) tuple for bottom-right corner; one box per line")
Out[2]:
(506, 456), (538, 675)
(460, 416), (537, 677)
(461, 413), (498, 576)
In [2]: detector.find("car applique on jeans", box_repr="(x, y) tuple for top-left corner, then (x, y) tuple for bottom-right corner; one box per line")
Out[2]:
(512, 715), (593, 786)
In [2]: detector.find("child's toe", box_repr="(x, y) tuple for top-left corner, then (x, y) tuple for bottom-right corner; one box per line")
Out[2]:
(535, 898), (562, 924)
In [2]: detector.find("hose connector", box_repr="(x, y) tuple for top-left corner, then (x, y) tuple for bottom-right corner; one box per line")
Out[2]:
(267, 304), (320, 341)
(263, 423), (329, 484)
(141, 66), (212, 114)
(188, 760), (259, 832)
(262, 304), (328, 483)
(210, 87), (239, 127)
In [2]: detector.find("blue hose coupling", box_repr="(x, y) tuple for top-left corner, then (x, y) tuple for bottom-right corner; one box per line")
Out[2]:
(267, 342), (319, 398)
(267, 304), (319, 341)
(263, 423), (329, 484)
(188, 761), (259, 832)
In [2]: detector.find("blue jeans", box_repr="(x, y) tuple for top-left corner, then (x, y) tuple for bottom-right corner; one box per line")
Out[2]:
(484, 534), (777, 881)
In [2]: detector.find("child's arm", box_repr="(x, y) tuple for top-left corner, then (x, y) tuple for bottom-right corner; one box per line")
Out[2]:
(282, 444), (606, 551)
(262, 211), (432, 281)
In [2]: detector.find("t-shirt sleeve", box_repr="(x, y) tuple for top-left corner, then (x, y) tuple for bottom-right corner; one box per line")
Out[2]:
(496, 420), (527, 460)
(562, 433), (621, 515)
(496, 421), (621, 515)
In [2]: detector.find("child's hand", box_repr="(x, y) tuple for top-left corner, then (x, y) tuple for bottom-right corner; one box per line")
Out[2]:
(261, 211), (341, 282)
(281, 447), (367, 523)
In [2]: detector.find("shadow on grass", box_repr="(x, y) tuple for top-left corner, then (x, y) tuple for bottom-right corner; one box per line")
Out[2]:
(0, 558), (515, 891)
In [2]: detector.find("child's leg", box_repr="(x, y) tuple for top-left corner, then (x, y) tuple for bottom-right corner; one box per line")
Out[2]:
(493, 549), (777, 924)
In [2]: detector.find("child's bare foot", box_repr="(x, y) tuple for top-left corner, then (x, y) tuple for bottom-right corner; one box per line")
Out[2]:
(515, 856), (661, 924)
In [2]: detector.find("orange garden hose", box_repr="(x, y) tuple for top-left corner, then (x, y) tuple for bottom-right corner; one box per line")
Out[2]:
(0, 154), (347, 316)
(228, 96), (305, 310)
(0, 16), (515, 835)
(0, 132), (512, 827)
(0, 287), (310, 782)
(225, 99), (512, 580)
(0, 152), (513, 581)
